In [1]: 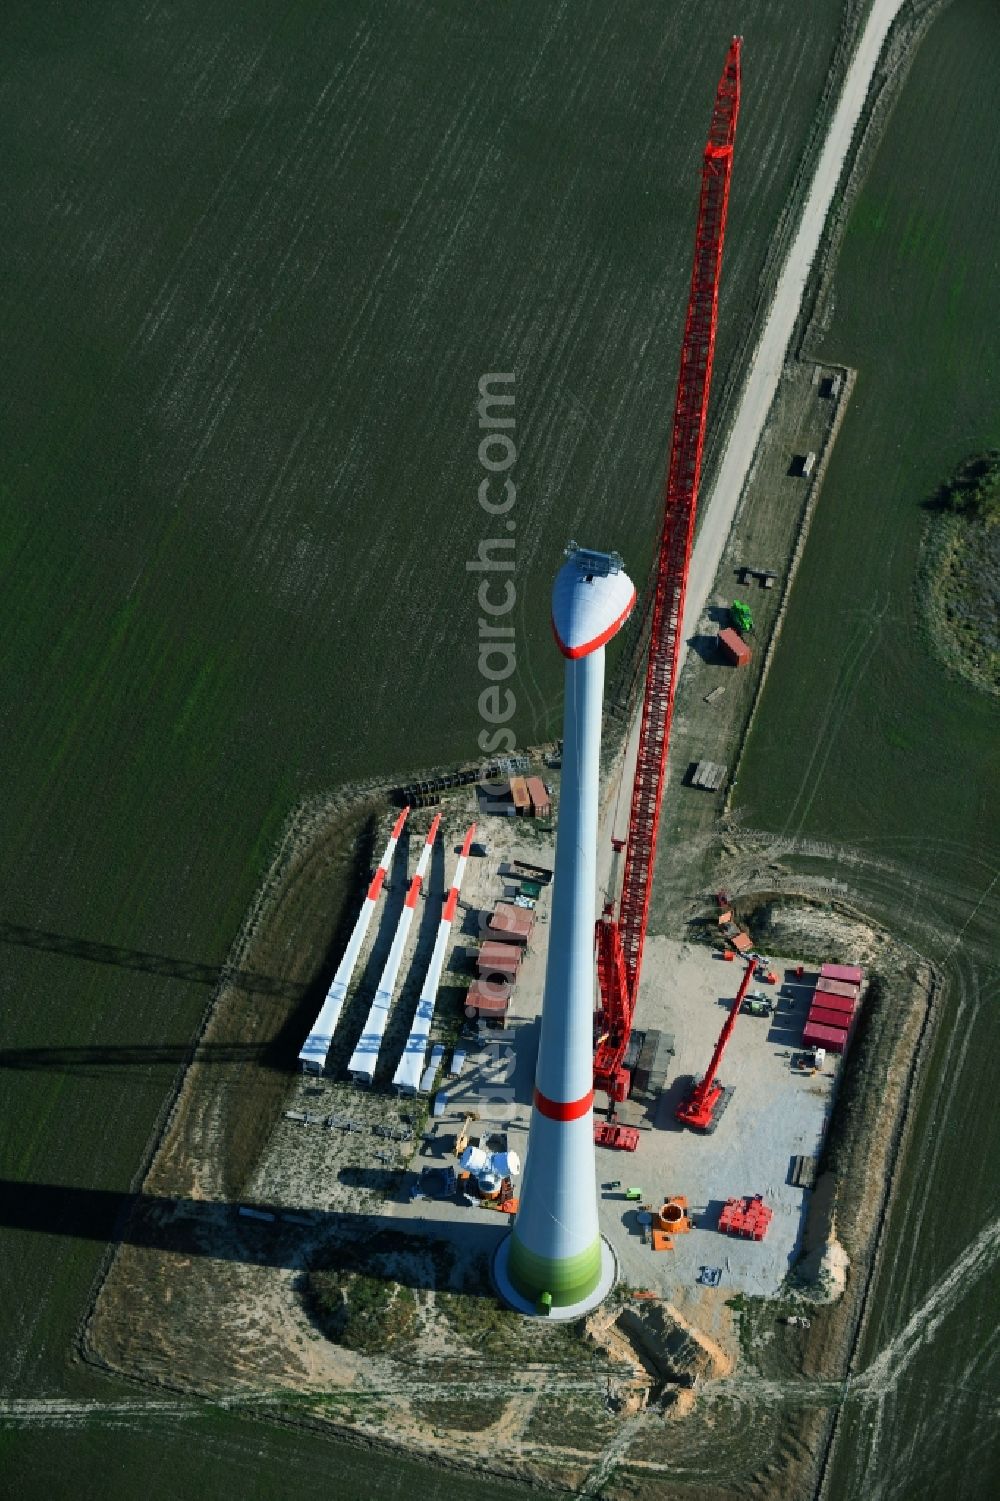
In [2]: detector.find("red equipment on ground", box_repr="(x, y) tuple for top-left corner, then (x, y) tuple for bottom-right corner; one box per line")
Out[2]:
(675, 958), (756, 1131)
(594, 1122), (640, 1152)
(718, 1195), (773, 1240)
(594, 39), (742, 1102)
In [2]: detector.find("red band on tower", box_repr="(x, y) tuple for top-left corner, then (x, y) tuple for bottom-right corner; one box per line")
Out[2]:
(534, 1086), (594, 1122)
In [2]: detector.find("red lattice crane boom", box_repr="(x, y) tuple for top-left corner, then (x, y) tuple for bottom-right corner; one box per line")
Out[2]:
(595, 39), (741, 1102)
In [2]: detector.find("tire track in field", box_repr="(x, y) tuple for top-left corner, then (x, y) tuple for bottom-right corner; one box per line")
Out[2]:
(578, 1410), (651, 1496)
(855, 1213), (1000, 1402)
(847, 1208), (1000, 1499)
(777, 587), (891, 841)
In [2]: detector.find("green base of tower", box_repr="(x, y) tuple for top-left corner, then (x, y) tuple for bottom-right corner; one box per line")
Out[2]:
(507, 1233), (603, 1308)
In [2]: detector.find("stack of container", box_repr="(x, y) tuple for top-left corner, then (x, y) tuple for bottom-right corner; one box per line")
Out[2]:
(802, 963), (864, 1055)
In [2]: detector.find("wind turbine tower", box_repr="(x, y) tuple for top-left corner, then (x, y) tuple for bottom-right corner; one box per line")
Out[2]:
(494, 543), (635, 1316)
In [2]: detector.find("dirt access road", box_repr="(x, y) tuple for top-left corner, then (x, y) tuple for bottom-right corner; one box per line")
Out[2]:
(684, 0), (907, 647)
(608, 0), (908, 849)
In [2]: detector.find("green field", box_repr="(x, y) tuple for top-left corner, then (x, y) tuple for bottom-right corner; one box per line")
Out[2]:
(0, 1413), (552, 1501)
(733, 0), (1000, 1494)
(0, 1), (858, 1496)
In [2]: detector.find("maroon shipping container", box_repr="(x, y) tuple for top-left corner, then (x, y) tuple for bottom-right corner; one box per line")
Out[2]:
(477, 940), (521, 976)
(525, 776), (551, 818)
(809, 1004), (852, 1032)
(820, 962), (863, 986)
(803, 1021), (848, 1054)
(814, 977), (860, 1000)
(813, 989), (855, 1017)
(466, 978), (511, 1017)
(509, 776), (531, 813)
(486, 902), (533, 944)
(718, 627), (751, 667)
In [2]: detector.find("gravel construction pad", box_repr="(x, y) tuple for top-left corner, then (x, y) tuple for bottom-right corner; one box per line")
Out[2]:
(387, 934), (836, 1305)
(598, 937), (836, 1300)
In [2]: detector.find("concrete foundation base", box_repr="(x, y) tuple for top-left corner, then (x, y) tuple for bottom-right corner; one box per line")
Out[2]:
(492, 1233), (617, 1320)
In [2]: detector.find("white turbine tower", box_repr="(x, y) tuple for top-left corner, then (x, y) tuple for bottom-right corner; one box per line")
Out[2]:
(494, 544), (635, 1316)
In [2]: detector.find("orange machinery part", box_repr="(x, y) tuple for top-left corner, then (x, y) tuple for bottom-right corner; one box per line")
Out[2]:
(656, 1196), (692, 1233)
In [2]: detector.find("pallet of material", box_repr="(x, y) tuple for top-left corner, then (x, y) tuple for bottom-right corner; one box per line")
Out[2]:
(594, 1122), (640, 1151)
(691, 760), (727, 791)
(611, 1099), (646, 1129)
(789, 1155), (818, 1189)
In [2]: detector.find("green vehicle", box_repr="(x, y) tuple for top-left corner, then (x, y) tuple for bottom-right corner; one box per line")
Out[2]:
(731, 599), (754, 635)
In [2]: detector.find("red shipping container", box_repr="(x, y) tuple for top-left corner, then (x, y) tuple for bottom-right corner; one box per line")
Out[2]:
(718, 627), (751, 667)
(820, 963), (863, 986)
(509, 776), (531, 813)
(466, 979), (512, 1017)
(477, 940), (521, 976)
(814, 977), (860, 1000)
(813, 989), (855, 1017)
(803, 1021), (848, 1054)
(525, 776), (551, 818)
(809, 1004), (852, 1032)
(487, 902), (533, 944)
